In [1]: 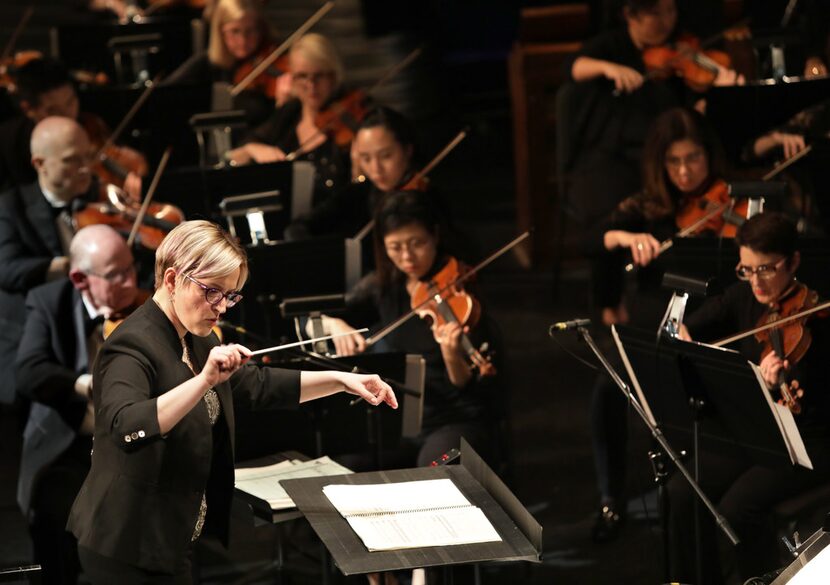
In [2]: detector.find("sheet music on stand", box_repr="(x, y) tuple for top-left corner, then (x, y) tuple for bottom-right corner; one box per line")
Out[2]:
(235, 456), (353, 511)
(281, 439), (541, 575)
(612, 324), (812, 469)
(322, 478), (502, 551)
(772, 520), (830, 584)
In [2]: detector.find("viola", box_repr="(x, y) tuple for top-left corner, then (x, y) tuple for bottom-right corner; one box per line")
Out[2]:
(232, 43), (290, 102)
(675, 179), (749, 238)
(643, 33), (732, 92)
(409, 256), (496, 378)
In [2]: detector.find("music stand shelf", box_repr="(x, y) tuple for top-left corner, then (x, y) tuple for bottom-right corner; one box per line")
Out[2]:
(281, 439), (541, 576)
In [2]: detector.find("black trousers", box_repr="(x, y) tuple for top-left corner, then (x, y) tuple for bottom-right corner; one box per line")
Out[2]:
(28, 436), (91, 585)
(78, 546), (194, 585)
(666, 448), (830, 584)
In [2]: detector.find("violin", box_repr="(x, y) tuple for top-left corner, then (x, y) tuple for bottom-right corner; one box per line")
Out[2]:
(103, 288), (151, 339)
(643, 32), (732, 92)
(753, 283), (820, 414)
(712, 283), (830, 414)
(409, 256), (496, 378)
(232, 43), (290, 102)
(675, 179), (749, 238)
(314, 89), (373, 149)
(74, 184), (184, 250)
(80, 112), (149, 190)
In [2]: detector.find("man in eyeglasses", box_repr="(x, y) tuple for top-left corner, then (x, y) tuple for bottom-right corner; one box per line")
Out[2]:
(669, 211), (830, 584)
(15, 225), (138, 585)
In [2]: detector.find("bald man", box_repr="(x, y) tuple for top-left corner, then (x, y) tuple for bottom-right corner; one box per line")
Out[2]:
(0, 58), (80, 191)
(17, 225), (138, 585)
(0, 116), (95, 404)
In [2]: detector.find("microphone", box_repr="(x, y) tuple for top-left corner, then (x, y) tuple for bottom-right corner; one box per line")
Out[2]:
(549, 318), (591, 335)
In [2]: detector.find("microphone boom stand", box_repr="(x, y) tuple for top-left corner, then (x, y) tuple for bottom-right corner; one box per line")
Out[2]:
(571, 325), (739, 579)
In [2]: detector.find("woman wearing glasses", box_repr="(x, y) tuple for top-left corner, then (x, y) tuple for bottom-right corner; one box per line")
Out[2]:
(226, 33), (351, 207)
(584, 106), (727, 543)
(67, 220), (396, 584)
(667, 212), (830, 584)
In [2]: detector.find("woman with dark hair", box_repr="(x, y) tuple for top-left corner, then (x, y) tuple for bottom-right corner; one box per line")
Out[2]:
(308, 191), (500, 468)
(668, 212), (830, 584)
(585, 106), (729, 542)
(284, 106), (423, 240)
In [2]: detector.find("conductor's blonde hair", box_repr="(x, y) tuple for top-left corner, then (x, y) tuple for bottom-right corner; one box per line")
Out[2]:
(154, 220), (248, 290)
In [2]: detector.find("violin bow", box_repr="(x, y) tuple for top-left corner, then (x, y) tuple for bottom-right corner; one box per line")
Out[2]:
(230, 1), (335, 96)
(2, 7), (33, 61)
(353, 128), (468, 242)
(762, 144), (814, 181)
(365, 230), (531, 347)
(712, 299), (830, 348)
(624, 199), (732, 272)
(285, 46), (424, 161)
(127, 146), (172, 247)
(93, 74), (160, 163)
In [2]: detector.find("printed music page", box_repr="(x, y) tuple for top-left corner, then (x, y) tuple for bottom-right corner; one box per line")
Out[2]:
(749, 363), (813, 470)
(322, 478), (502, 551)
(235, 456), (353, 510)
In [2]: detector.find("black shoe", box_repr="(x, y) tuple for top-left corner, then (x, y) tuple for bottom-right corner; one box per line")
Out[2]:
(591, 504), (625, 543)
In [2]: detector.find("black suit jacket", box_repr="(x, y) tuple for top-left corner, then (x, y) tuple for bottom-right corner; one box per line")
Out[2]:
(0, 181), (65, 404)
(0, 115), (36, 192)
(68, 299), (301, 573)
(16, 280), (91, 514)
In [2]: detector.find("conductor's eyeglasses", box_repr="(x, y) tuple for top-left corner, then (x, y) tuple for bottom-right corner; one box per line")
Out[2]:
(735, 257), (788, 281)
(185, 274), (243, 307)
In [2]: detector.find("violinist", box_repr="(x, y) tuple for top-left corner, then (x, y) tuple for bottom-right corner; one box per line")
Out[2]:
(227, 33), (351, 205)
(0, 57), (146, 196)
(285, 106), (425, 240)
(309, 191), (500, 468)
(16, 225), (138, 585)
(563, 0), (741, 229)
(667, 212), (830, 584)
(584, 106), (727, 543)
(165, 0), (289, 126)
(0, 116), (97, 404)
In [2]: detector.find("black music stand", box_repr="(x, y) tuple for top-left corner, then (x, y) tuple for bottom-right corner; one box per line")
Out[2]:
(613, 325), (809, 468)
(51, 17), (198, 85)
(281, 438), (542, 577)
(78, 82), (212, 167)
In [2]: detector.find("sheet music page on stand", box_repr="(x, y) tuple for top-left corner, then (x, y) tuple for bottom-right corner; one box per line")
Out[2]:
(749, 363), (813, 470)
(322, 478), (502, 551)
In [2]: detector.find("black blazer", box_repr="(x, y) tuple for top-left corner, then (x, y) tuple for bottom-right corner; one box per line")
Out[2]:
(16, 279), (91, 514)
(68, 299), (301, 573)
(0, 181), (64, 404)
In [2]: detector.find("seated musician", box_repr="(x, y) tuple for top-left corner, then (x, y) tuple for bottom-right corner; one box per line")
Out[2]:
(226, 33), (351, 206)
(309, 191), (501, 469)
(166, 0), (290, 125)
(0, 57), (145, 196)
(0, 116), (97, 403)
(285, 106), (450, 242)
(585, 106), (728, 542)
(16, 225), (139, 585)
(668, 212), (830, 584)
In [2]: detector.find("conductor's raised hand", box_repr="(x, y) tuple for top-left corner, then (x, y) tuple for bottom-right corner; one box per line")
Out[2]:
(340, 372), (398, 409)
(201, 344), (252, 387)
